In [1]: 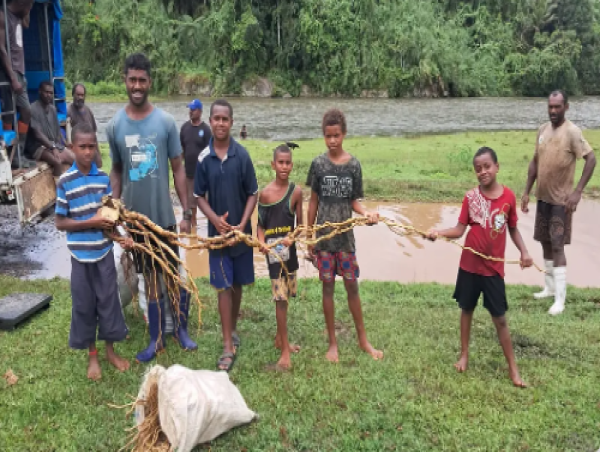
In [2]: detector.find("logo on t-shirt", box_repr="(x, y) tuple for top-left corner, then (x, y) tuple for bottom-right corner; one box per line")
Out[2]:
(493, 212), (506, 231)
(466, 189), (510, 239)
(15, 24), (22, 48)
(322, 175), (353, 198)
(198, 129), (204, 137)
(491, 211), (507, 239)
(125, 134), (159, 181)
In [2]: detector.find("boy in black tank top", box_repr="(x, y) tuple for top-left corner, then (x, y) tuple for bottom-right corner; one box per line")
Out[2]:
(257, 144), (303, 370)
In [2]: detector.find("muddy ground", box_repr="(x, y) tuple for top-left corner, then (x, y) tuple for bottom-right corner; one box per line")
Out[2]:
(0, 204), (64, 278)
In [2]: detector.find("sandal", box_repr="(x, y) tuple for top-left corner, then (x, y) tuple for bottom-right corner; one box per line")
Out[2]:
(217, 352), (236, 372)
(232, 332), (241, 349)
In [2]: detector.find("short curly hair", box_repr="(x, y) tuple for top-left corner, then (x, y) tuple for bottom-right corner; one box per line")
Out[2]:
(124, 53), (152, 78)
(273, 144), (291, 160)
(322, 108), (347, 134)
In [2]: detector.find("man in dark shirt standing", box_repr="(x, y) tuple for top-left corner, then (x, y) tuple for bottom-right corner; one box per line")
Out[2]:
(67, 83), (101, 167)
(180, 99), (211, 227)
(0, 0), (34, 166)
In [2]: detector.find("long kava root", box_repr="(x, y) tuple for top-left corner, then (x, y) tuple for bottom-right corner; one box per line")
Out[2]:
(99, 195), (546, 306)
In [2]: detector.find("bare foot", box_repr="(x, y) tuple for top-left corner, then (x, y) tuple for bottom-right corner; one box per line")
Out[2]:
(106, 351), (130, 372)
(454, 355), (468, 372)
(274, 335), (301, 353)
(325, 344), (339, 363)
(510, 370), (527, 388)
(359, 342), (383, 360)
(87, 355), (102, 381)
(277, 352), (292, 370)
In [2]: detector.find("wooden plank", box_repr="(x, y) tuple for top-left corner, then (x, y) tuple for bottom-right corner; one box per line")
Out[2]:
(13, 165), (56, 224)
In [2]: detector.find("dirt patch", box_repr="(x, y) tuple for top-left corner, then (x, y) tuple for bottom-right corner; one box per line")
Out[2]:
(331, 319), (353, 340)
(0, 204), (66, 278)
(238, 307), (267, 323)
(511, 334), (552, 358)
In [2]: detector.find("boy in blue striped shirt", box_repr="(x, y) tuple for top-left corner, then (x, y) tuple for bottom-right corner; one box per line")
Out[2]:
(55, 123), (131, 380)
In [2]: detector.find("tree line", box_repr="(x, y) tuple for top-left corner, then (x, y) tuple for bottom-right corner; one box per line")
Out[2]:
(60, 0), (600, 97)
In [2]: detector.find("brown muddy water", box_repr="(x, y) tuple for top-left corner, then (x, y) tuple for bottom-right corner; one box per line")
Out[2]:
(90, 96), (600, 142)
(3, 200), (599, 288)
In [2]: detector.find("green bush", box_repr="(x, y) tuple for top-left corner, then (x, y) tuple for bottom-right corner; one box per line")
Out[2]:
(60, 0), (600, 97)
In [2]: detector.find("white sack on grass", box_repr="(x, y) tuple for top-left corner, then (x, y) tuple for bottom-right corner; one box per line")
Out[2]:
(136, 365), (257, 452)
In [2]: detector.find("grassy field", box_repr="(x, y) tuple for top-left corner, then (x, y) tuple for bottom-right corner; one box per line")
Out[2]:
(14, 130), (596, 450)
(1, 275), (600, 451)
(100, 130), (600, 202)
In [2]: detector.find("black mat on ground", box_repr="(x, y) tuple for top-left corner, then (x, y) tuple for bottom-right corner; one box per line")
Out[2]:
(0, 293), (52, 331)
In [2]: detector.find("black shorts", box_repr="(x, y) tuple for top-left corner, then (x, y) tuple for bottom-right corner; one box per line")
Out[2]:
(453, 268), (507, 318)
(534, 200), (572, 246)
(131, 225), (179, 276)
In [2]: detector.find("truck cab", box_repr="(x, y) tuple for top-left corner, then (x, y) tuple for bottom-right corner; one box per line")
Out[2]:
(0, 0), (66, 225)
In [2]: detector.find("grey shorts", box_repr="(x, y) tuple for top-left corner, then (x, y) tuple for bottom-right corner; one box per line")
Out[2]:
(69, 249), (129, 349)
(29, 145), (74, 162)
(30, 146), (47, 160)
(533, 200), (572, 246)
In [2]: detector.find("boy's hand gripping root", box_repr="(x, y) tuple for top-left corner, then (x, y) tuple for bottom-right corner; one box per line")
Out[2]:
(214, 212), (231, 236)
(91, 212), (115, 230)
(258, 241), (270, 255)
(365, 211), (379, 225)
(426, 229), (439, 241)
(520, 252), (533, 269)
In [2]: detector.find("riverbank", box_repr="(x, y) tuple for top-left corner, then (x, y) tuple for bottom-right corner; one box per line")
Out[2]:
(99, 131), (600, 202)
(1, 275), (599, 451)
(88, 96), (600, 142)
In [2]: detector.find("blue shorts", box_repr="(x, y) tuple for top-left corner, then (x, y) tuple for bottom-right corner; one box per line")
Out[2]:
(209, 249), (255, 290)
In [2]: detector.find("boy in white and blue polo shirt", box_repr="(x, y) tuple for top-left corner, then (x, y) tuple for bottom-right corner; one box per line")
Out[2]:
(55, 123), (130, 380)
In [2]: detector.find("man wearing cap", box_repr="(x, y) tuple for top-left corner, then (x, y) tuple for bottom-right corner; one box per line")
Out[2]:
(180, 99), (212, 227)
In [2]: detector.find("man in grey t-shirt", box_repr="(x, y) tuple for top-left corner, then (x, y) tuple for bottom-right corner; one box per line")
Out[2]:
(108, 53), (196, 363)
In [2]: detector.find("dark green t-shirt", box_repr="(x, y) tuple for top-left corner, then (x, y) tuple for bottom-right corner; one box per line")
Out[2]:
(306, 153), (364, 253)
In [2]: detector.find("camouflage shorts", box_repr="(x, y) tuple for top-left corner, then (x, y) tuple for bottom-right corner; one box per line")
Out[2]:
(270, 271), (297, 302)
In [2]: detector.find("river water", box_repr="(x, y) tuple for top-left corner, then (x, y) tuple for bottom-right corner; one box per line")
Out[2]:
(90, 96), (600, 142)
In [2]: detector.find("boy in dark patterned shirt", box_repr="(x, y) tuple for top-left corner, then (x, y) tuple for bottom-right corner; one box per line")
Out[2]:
(306, 109), (383, 363)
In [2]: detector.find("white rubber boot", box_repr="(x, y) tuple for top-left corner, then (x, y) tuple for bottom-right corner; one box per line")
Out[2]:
(548, 267), (567, 315)
(534, 260), (555, 299)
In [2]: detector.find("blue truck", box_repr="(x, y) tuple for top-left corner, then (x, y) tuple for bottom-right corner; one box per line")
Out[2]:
(0, 0), (66, 224)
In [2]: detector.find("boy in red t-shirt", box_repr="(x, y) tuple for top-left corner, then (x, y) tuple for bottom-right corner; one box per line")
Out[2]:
(427, 147), (533, 388)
